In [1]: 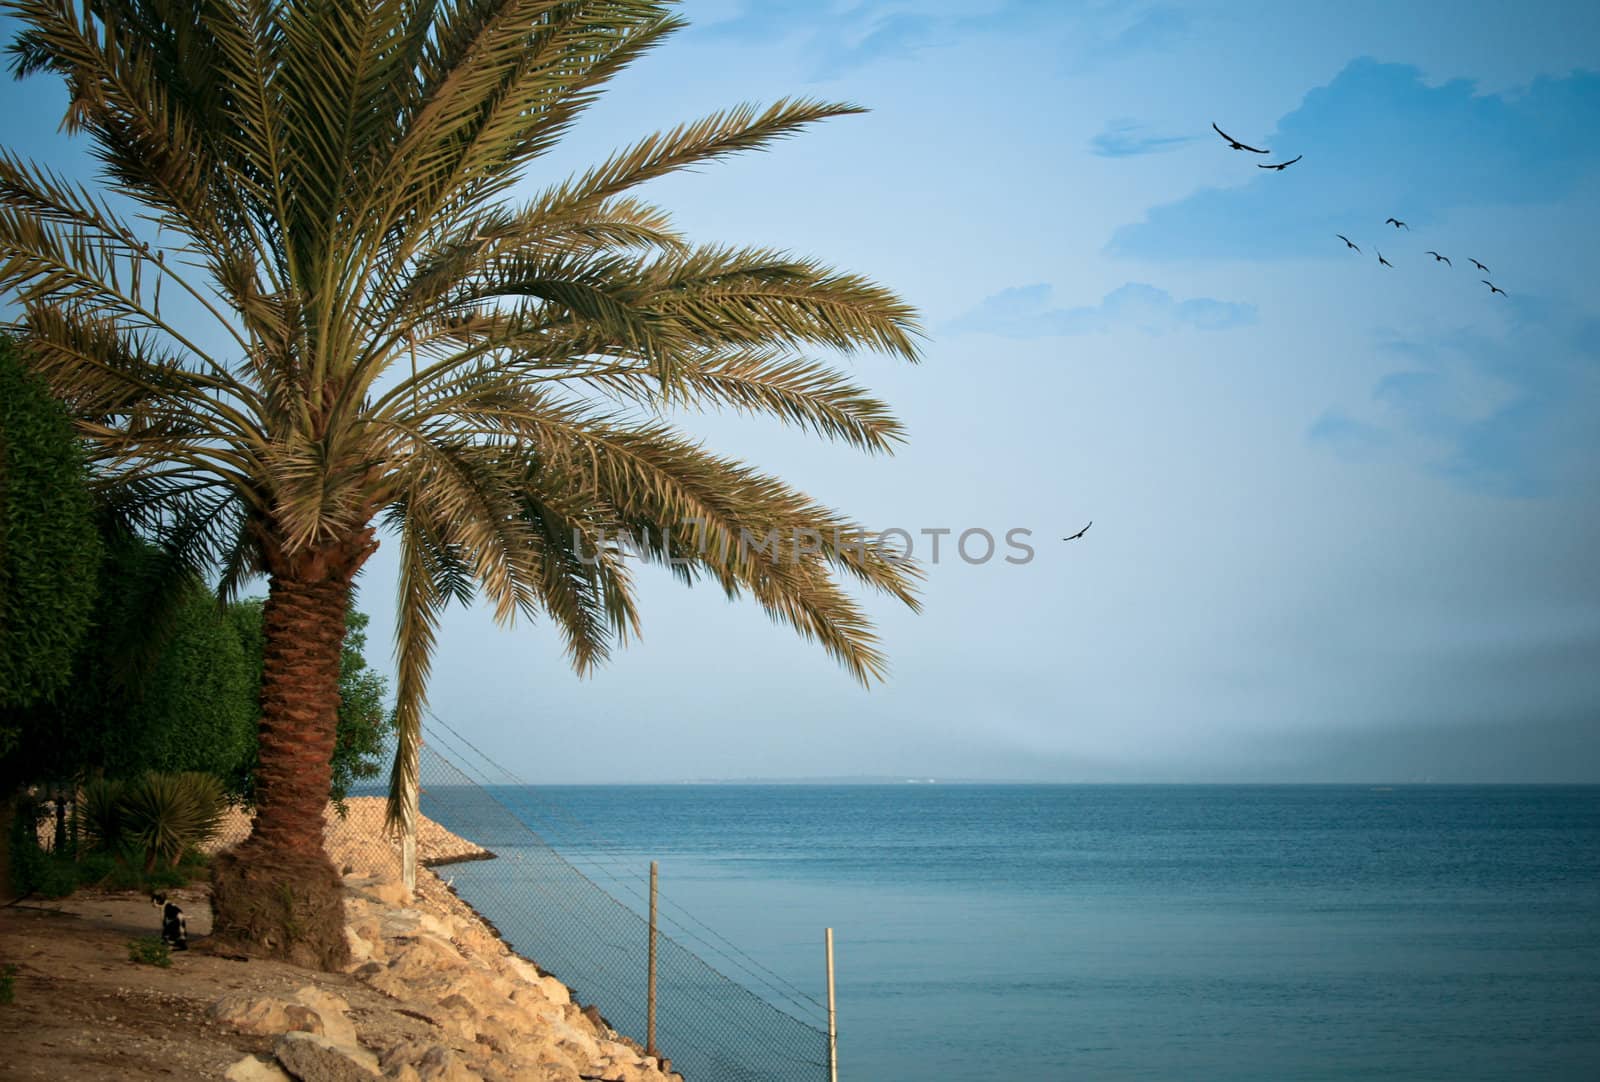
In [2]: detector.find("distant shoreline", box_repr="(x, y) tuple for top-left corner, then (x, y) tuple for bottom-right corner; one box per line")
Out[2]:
(450, 779), (1600, 788)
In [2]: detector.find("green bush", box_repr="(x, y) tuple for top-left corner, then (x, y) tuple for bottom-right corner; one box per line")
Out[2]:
(5, 797), (95, 899)
(97, 850), (205, 892)
(25, 852), (82, 898)
(0, 963), (17, 1004)
(127, 937), (171, 967)
(71, 849), (118, 887)
(124, 591), (256, 780)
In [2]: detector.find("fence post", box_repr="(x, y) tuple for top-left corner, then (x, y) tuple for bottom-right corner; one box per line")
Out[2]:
(826, 927), (838, 1082)
(648, 860), (659, 1057)
(400, 749), (419, 898)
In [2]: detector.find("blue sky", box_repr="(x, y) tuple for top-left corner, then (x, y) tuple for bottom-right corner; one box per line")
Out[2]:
(3, 0), (1598, 780)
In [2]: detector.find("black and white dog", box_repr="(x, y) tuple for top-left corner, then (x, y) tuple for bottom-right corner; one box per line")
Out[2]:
(151, 893), (187, 951)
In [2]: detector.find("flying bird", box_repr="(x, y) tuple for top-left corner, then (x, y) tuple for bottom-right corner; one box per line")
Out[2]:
(1258, 154), (1302, 171)
(1481, 280), (1506, 296)
(1385, 217), (1409, 230)
(1211, 122), (1269, 154)
(1377, 250), (1393, 268)
(1469, 258), (1490, 273)
(1425, 251), (1451, 266)
(1063, 522), (1092, 541)
(1336, 234), (1361, 252)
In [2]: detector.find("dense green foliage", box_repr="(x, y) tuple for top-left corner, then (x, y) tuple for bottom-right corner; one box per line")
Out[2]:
(0, 337), (101, 723)
(12, 838), (203, 898)
(6, 539), (257, 789)
(0, 334), (101, 897)
(125, 592), (256, 779)
(11, 772), (219, 897)
(5, 531), (387, 802)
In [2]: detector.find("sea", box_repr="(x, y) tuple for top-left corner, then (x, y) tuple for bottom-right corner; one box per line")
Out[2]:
(433, 784), (1600, 1081)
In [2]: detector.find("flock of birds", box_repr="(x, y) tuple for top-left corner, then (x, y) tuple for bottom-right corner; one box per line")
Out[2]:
(1211, 122), (1510, 297)
(1062, 122), (1514, 547)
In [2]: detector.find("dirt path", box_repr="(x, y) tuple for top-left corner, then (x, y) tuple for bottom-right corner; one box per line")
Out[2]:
(0, 887), (426, 1081)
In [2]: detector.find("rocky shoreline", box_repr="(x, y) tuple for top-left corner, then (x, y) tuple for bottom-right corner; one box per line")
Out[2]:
(216, 802), (678, 1082)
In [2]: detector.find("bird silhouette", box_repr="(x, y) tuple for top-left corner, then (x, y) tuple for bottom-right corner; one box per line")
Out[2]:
(1385, 218), (1409, 230)
(1336, 234), (1361, 252)
(1481, 280), (1506, 296)
(1063, 522), (1092, 541)
(1211, 122), (1269, 154)
(1469, 258), (1490, 273)
(1258, 154), (1302, 171)
(1377, 250), (1393, 268)
(1425, 251), (1451, 266)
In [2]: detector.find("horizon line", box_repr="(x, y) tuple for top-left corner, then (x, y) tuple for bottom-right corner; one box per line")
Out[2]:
(403, 778), (1600, 788)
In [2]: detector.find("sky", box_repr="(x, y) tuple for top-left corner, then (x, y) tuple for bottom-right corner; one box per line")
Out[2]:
(3, 0), (1598, 782)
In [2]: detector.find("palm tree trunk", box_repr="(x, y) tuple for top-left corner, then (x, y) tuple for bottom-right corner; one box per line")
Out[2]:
(209, 527), (374, 969)
(253, 569), (349, 851)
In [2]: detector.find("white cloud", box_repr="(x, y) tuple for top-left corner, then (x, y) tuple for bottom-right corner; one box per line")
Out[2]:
(946, 282), (1258, 338)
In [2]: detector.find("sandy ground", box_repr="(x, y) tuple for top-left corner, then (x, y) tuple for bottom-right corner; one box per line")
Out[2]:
(0, 886), (370, 1081)
(0, 886), (505, 1082)
(2, 799), (496, 1081)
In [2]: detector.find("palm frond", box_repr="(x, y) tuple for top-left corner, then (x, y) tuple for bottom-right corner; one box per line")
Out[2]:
(532, 96), (867, 222)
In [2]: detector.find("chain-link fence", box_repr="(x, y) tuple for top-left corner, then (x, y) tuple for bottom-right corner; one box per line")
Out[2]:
(405, 719), (833, 1082)
(202, 789), (492, 874)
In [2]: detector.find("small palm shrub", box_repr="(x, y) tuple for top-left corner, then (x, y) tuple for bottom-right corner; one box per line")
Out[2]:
(78, 777), (127, 854)
(78, 772), (226, 874)
(118, 772), (225, 873)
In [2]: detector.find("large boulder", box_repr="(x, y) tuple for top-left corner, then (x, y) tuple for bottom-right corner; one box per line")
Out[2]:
(414, 1046), (484, 1082)
(225, 1054), (295, 1082)
(274, 1031), (382, 1081)
(210, 993), (325, 1037)
(386, 933), (463, 982)
(295, 986), (358, 1048)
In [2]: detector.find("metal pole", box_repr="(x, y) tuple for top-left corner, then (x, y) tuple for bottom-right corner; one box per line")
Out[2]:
(400, 802), (417, 897)
(826, 927), (838, 1082)
(648, 860), (659, 1057)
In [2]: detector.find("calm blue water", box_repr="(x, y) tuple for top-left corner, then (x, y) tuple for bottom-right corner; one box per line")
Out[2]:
(442, 785), (1600, 1081)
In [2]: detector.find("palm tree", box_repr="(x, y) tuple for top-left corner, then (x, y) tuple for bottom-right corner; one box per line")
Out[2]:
(2, 0), (921, 968)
